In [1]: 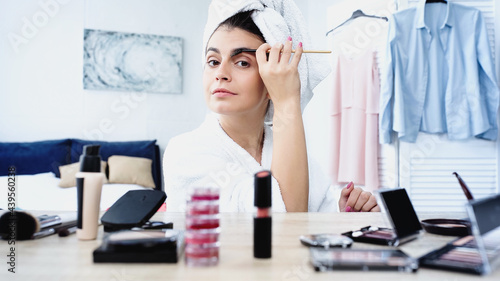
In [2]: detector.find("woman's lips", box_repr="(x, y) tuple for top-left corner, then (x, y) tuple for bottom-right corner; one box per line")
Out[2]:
(212, 88), (236, 98)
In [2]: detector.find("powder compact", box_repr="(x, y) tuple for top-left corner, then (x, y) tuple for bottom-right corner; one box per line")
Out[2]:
(300, 234), (353, 248)
(420, 218), (471, 236)
(93, 229), (184, 263)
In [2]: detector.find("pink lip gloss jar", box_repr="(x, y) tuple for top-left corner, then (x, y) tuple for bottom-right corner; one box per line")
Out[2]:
(185, 214), (220, 230)
(187, 186), (220, 201)
(186, 200), (219, 216)
(185, 186), (220, 266)
(184, 242), (220, 267)
(185, 228), (220, 245)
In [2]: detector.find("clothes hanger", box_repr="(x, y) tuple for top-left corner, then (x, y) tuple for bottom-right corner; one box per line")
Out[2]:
(426, 0), (447, 3)
(326, 9), (388, 36)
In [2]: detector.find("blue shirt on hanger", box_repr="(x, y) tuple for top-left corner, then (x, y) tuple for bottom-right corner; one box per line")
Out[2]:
(379, 0), (499, 143)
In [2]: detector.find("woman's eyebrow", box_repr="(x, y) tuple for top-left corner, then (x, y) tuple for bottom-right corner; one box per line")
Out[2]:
(206, 47), (256, 57)
(206, 47), (220, 55)
(230, 48), (256, 57)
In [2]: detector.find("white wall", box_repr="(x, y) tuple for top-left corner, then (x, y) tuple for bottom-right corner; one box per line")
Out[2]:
(0, 0), (210, 152)
(0, 0), (337, 171)
(302, 0), (344, 178)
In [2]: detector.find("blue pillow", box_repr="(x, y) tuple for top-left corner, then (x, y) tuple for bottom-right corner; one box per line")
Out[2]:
(0, 139), (71, 177)
(70, 139), (161, 189)
(70, 139), (157, 162)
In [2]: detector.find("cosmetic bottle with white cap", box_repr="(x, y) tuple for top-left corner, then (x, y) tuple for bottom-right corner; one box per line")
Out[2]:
(254, 170), (272, 259)
(76, 145), (105, 240)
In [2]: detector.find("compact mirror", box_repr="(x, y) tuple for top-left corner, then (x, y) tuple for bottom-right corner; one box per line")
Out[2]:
(299, 234), (353, 248)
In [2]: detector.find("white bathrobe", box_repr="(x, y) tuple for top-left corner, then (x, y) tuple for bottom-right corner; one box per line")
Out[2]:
(163, 113), (338, 212)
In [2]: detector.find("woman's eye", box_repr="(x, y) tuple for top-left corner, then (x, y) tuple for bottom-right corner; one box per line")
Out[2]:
(207, 60), (219, 67)
(236, 61), (250, 67)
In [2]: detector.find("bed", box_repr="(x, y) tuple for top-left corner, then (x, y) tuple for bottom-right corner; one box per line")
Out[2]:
(0, 139), (164, 212)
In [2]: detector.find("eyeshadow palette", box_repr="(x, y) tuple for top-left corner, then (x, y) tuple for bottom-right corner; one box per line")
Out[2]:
(342, 188), (422, 246)
(419, 194), (500, 275)
(310, 248), (418, 272)
(419, 235), (484, 274)
(341, 226), (397, 246)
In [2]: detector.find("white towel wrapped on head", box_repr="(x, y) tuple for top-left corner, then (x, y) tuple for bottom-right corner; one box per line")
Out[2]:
(203, 0), (331, 122)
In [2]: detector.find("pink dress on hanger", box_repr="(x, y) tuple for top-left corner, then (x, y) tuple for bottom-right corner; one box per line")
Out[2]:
(330, 50), (380, 191)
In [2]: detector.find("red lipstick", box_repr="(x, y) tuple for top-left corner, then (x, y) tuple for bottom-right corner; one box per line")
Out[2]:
(254, 170), (272, 259)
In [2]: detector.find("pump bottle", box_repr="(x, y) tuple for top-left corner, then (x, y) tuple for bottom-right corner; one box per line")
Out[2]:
(76, 145), (105, 240)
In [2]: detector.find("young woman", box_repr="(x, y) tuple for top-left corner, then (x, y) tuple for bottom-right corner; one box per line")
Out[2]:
(164, 7), (380, 213)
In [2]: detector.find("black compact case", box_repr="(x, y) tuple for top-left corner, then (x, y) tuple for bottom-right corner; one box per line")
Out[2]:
(93, 229), (183, 263)
(342, 188), (423, 246)
(100, 190), (167, 232)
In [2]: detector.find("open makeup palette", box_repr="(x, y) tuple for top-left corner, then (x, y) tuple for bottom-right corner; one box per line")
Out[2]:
(419, 194), (500, 275)
(342, 188), (423, 246)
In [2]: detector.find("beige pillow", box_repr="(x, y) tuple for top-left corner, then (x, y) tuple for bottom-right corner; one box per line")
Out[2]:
(58, 161), (108, 188)
(108, 155), (155, 188)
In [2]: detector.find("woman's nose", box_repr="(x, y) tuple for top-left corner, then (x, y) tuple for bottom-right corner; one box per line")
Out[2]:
(215, 63), (231, 81)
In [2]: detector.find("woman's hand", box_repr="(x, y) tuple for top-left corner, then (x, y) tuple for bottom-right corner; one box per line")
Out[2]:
(339, 182), (380, 212)
(256, 38), (308, 212)
(255, 37), (303, 109)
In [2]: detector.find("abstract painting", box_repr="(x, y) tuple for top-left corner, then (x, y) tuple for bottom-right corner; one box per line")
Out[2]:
(83, 29), (182, 94)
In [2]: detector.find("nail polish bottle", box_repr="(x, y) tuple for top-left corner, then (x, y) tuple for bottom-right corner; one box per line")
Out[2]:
(254, 170), (272, 259)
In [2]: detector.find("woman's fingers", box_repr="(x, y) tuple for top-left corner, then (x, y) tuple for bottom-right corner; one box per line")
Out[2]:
(256, 43), (271, 65)
(280, 37), (293, 63)
(291, 41), (303, 67)
(256, 39), (300, 65)
(345, 187), (361, 211)
(267, 42), (283, 63)
(358, 192), (378, 212)
(343, 186), (380, 213)
(353, 191), (370, 211)
(339, 182), (354, 211)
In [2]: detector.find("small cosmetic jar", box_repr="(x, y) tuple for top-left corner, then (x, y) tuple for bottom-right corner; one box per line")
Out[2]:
(185, 242), (220, 266)
(185, 214), (220, 230)
(187, 186), (220, 201)
(186, 200), (219, 216)
(185, 228), (220, 245)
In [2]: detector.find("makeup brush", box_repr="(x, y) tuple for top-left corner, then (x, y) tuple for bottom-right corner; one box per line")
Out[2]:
(231, 48), (331, 56)
(452, 172), (474, 200)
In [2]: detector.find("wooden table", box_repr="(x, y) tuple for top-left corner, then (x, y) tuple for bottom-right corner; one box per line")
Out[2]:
(2, 212), (498, 280)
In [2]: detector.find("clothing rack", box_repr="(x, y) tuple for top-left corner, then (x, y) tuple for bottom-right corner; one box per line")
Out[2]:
(326, 9), (388, 36)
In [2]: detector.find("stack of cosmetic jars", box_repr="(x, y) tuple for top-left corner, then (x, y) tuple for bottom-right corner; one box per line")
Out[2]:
(184, 186), (220, 266)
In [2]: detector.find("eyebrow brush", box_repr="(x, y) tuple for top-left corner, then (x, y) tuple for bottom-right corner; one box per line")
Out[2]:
(452, 172), (474, 200)
(233, 48), (331, 56)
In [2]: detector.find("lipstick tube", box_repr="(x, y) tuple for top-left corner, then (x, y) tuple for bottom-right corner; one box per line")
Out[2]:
(254, 170), (272, 259)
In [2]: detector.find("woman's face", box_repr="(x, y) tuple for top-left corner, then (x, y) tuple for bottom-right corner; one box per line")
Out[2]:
(203, 27), (268, 118)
